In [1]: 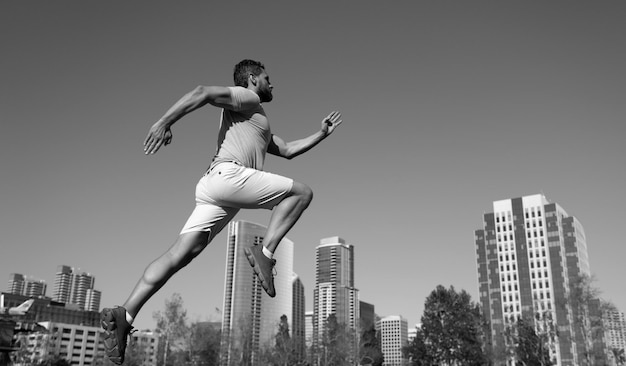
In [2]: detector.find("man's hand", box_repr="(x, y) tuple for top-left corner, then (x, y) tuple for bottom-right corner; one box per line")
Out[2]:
(143, 121), (173, 155)
(321, 111), (343, 135)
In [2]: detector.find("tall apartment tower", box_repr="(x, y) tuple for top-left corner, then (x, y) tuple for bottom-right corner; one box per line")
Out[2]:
(605, 311), (626, 359)
(292, 274), (306, 362)
(7, 273), (47, 298)
(52, 265), (74, 304)
(52, 265), (101, 311)
(475, 194), (590, 366)
(312, 236), (359, 362)
(220, 221), (294, 366)
(378, 315), (408, 366)
(7, 273), (25, 295)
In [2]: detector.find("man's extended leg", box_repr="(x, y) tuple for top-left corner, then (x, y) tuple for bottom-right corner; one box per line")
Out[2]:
(101, 231), (210, 365)
(123, 230), (211, 317)
(245, 181), (313, 297)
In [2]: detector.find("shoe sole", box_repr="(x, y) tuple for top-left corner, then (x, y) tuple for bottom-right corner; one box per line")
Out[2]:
(244, 247), (276, 297)
(100, 308), (123, 365)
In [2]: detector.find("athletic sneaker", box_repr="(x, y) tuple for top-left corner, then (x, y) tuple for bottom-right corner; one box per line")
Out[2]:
(244, 244), (277, 297)
(101, 306), (134, 365)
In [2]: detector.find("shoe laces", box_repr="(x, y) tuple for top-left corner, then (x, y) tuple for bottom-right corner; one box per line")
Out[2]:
(271, 259), (277, 276)
(127, 328), (138, 346)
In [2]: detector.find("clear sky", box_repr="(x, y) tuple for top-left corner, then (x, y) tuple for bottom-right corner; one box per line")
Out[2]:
(2, 1), (625, 331)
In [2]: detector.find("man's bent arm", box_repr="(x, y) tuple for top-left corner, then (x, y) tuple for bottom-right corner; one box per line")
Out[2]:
(157, 86), (232, 127)
(144, 86), (232, 155)
(268, 111), (342, 159)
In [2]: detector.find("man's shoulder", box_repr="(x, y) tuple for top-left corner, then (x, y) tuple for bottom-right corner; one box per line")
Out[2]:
(228, 87), (261, 111)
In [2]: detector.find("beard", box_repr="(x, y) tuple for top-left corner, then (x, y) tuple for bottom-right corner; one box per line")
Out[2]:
(258, 88), (273, 103)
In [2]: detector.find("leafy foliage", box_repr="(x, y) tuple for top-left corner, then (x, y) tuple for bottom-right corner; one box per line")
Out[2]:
(403, 285), (487, 366)
(359, 323), (383, 366)
(506, 317), (552, 366)
(567, 274), (616, 366)
(187, 321), (221, 366)
(153, 293), (189, 366)
(319, 314), (354, 366)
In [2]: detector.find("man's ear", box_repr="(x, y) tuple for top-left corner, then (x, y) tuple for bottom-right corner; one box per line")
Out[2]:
(248, 73), (257, 86)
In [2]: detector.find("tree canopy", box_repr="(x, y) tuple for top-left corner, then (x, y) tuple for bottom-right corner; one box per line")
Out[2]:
(404, 285), (487, 366)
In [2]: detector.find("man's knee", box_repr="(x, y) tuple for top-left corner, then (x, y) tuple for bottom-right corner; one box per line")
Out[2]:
(170, 232), (210, 267)
(292, 182), (313, 206)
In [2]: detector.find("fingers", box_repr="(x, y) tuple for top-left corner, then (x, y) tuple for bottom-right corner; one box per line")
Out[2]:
(324, 111), (342, 129)
(144, 136), (162, 154)
(144, 125), (172, 154)
(143, 133), (165, 154)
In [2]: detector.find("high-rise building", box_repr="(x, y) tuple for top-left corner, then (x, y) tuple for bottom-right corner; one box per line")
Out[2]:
(313, 236), (359, 363)
(7, 273), (47, 298)
(220, 220), (294, 366)
(85, 289), (102, 312)
(7, 273), (25, 295)
(51, 266), (100, 311)
(52, 265), (73, 304)
(378, 315), (408, 366)
(359, 300), (376, 331)
(305, 311), (314, 349)
(292, 273), (306, 361)
(475, 194), (592, 366)
(605, 311), (626, 360)
(23, 279), (47, 298)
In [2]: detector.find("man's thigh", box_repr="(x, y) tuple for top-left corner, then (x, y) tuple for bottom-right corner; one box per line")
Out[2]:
(180, 203), (239, 242)
(204, 164), (294, 210)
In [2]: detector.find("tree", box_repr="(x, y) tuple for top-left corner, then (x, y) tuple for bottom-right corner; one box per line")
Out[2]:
(187, 321), (221, 366)
(509, 317), (552, 366)
(319, 314), (353, 366)
(359, 323), (383, 366)
(153, 293), (189, 366)
(403, 285), (487, 366)
(403, 328), (434, 366)
(121, 341), (150, 366)
(611, 348), (626, 366)
(568, 274), (615, 366)
(274, 315), (296, 366)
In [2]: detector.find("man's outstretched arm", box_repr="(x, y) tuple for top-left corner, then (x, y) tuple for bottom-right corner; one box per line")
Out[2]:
(143, 86), (234, 155)
(268, 111), (343, 160)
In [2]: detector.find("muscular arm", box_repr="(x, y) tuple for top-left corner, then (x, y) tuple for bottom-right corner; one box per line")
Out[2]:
(268, 111), (342, 159)
(143, 86), (233, 154)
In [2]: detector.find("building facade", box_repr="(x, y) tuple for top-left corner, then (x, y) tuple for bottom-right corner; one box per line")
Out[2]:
(52, 266), (101, 311)
(605, 311), (626, 361)
(220, 220), (294, 366)
(312, 236), (359, 363)
(378, 315), (408, 366)
(7, 273), (47, 298)
(36, 321), (106, 366)
(359, 300), (376, 331)
(292, 274), (306, 361)
(475, 194), (592, 366)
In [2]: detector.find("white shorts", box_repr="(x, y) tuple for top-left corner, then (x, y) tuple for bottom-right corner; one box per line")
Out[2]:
(180, 162), (294, 236)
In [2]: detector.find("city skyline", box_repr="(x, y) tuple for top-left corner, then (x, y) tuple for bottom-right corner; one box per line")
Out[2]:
(2, 1), (625, 333)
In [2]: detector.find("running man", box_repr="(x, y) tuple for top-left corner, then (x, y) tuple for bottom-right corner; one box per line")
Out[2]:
(100, 59), (342, 364)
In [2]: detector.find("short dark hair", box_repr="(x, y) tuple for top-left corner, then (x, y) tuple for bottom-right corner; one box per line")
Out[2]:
(233, 59), (265, 87)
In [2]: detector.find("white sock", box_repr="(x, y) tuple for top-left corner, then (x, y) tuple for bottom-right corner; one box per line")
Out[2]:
(262, 246), (273, 259)
(125, 311), (134, 325)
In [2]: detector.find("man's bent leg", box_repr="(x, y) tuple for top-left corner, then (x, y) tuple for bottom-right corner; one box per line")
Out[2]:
(244, 181), (312, 297)
(262, 181), (313, 252)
